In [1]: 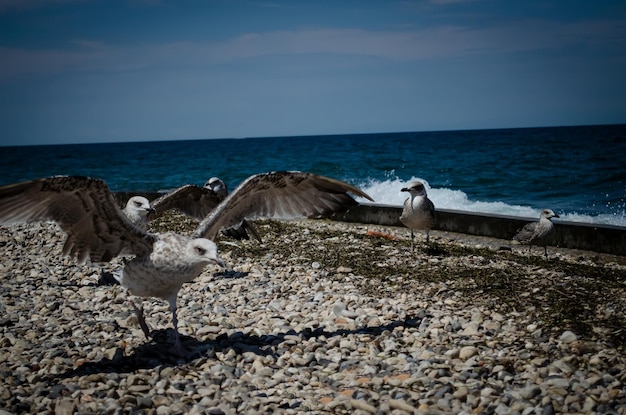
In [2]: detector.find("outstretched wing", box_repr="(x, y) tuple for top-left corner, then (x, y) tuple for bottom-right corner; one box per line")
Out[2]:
(0, 176), (155, 263)
(151, 184), (223, 221)
(221, 219), (262, 242)
(425, 197), (436, 217)
(192, 171), (374, 240)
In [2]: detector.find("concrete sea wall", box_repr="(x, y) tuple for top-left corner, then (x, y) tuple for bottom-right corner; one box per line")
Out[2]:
(335, 203), (626, 257)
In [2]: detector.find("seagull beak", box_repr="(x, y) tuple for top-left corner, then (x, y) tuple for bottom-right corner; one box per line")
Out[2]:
(213, 257), (226, 268)
(401, 187), (408, 192)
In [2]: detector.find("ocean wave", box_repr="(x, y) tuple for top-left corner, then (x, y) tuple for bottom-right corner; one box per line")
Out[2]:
(356, 177), (626, 228)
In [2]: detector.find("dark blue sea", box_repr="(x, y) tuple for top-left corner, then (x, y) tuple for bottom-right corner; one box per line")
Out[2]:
(1, 125), (625, 227)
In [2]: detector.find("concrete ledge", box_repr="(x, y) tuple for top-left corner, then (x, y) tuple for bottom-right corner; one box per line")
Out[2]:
(334, 203), (626, 257)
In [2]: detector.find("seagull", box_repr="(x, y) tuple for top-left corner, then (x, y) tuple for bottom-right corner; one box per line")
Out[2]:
(0, 171), (373, 356)
(513, 208), (560, 257)
(122, 196), (155, 231)
(399, 180), (436, 252)
(150, 177), (259, 241)
(205, 177), (228, 199)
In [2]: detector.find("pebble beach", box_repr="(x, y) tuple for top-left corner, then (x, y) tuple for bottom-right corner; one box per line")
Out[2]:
(1, 213), (625, 414)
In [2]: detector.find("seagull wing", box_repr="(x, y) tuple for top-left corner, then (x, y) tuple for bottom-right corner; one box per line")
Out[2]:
(151, 184), (222, 221)
(221, 218), (262, 242)
(426, 197), (436, 217)
(192, 171), (374, 240)
(513, 221), (538, 243)
(0, 176), (155, 263)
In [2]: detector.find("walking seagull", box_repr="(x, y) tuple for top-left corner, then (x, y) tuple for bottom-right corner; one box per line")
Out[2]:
(0, 172), (373, 356)
(513, 208), (560, 257)
(400, 180), (436, 252)
(150, 177), (259, 241)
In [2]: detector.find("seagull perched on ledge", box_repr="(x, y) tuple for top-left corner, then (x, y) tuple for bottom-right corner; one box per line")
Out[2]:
(400, 180), (436, 252)
(513, 208), (560, 258)
(0, 172), (373, 356)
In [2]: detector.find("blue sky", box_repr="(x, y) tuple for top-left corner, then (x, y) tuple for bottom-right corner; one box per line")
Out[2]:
(1, 0), (625, 146)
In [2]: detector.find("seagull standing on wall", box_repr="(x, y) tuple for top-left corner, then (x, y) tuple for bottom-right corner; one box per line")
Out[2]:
(400, 180), (436, 252)
(0, 172), (373, 357)
(513, 208), (560, 257)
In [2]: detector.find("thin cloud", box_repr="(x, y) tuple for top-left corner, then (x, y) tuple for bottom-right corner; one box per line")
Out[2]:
(428, 0), (483, 4)
(1, 17), (624, 81)
(0, 0), (92, 13)
(0, 46), (108, 79)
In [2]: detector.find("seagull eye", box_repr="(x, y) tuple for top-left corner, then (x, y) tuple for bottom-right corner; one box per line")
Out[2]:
(195, 247), (206, 256)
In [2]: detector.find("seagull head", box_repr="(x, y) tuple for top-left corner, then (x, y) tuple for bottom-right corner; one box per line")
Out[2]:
(540, 209), (559, 220)
(126, 196), (156, 217)
(401, 180), (428, 197)
(189, 238), (225, 268)
(204, 177), (228, 198)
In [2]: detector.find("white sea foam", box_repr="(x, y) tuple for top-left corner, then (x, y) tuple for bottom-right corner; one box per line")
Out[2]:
(356, 177), (626, 228)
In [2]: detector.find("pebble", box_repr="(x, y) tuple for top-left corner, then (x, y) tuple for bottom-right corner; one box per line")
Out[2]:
(0, 219), (625, 414)
(459, 345), (478, 360)
(559, 331), (578, 344)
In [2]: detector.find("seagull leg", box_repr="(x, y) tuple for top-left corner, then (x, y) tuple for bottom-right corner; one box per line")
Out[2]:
(129, 299), (151, 340)
(410, 230), (415, 253)
(167, 296), (193, 358)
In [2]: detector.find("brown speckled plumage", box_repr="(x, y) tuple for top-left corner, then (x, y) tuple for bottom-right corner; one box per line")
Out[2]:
(513, 208), (559, 257)
(151, 184), (223, 222)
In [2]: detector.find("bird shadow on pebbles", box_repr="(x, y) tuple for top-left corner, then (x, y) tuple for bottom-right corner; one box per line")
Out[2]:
(51, 330), (214, 378)
(96, 271), (120, 286)
(51, 314), (425, 379)
(423, 242), (447, 256)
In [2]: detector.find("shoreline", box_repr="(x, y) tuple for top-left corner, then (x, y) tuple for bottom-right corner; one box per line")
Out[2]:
(1, 216), (625, 413)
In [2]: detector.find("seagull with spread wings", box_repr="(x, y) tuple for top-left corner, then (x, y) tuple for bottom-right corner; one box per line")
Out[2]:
(150, 176), (260, 241)
(0, 172), (373, 356)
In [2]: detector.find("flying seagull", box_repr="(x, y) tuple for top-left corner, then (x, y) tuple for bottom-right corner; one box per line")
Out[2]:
(0, 172), (373, 356)
(150, 177), (259, 241)
(122, 196), (155, 231)
(513, 208), (560, 257)
(399, 180), (436, 252)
